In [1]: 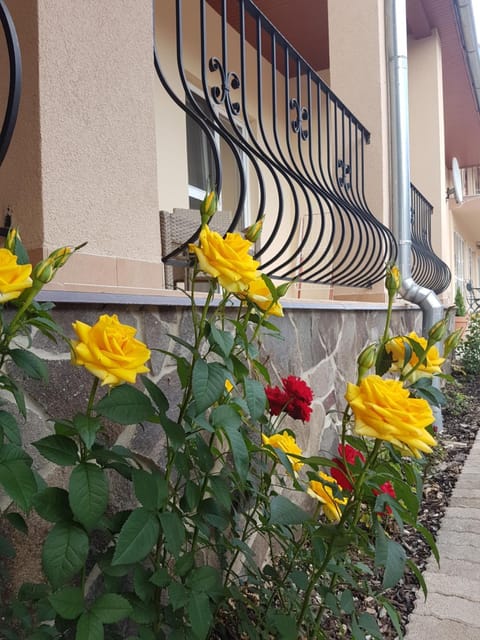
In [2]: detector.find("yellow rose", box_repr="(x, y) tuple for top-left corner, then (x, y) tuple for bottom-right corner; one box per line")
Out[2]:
(345, 375), (436, 458)
(386, 331), (445, 381)
(71, 314), (151, 387)
(262, 431), (303, 472)
(0, 248), (33, 303)
(242, 277), (283, 317)
(189, 225), (260, 294)
(307, 473), (347, 522)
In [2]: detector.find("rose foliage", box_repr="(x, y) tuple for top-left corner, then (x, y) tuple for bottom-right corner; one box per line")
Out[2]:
(0, 207), (457, 640)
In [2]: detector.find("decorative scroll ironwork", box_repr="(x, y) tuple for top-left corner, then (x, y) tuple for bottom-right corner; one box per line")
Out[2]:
(410, 183), (451, 294)
(154, 0), (396, 287)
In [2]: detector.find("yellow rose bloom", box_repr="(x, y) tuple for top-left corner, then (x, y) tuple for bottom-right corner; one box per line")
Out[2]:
(242, 277), (283, 317)
(386, 331), (445, 382)
(345, 375), (436, 458)
(262, 431), (303, 472)
(71, 314), (151, 387)
(0, 248), (33, 303)
(189, 225), (260, 294)
(307, 473), (347, 522)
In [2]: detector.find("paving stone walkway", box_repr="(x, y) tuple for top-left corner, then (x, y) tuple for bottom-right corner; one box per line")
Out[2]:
(404, 430), (480, 639)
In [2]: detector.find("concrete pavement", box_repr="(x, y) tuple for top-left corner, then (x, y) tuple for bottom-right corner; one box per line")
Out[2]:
(404, 430), (480, 639)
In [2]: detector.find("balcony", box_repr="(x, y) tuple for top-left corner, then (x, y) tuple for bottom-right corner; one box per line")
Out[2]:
(410, 183), (451, 294)
(154, 0), (396, 290)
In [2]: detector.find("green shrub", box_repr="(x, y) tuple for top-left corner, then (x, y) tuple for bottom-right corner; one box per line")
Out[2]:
(458, 313), (480, 374)
(455, 287), (467, 317)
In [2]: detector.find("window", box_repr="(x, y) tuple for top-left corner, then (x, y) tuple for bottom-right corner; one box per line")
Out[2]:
(185, 91), (248, 225)
(454, 231), (465, 292)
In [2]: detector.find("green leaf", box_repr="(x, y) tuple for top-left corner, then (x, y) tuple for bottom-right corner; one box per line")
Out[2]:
(0, 532), (15, 558)
(134, 565), (155, 601)
(222, 423), (249, 482)
(91, 593), (132, 623)
(244, 378), (266, 420)
(187, 566), (221, 594)
(252, 359), (270, 383)
(72, 414), (102, 450)
(269, 495), (310, 525)
(168, 581), (189, 611)
(49, 586), (84, 619)
(10, 349), (48, 381)
(75, 611), (104, 640)
(0, 443), (32, 463)
(375, 344), (393, 377)
(42, 522), (89, 588)
(0, 411), (21, 445)
(112, 508), (160, 565)
(208, 324), (234, 358)
(0, 459), (37, 510)
(415, 522), (439, 564)
(33, 435), (78, 465)
(5, 511), (28, 534)
(268, 613), (297, 640)
(378, 597), (403, 639)
(69, 463), (109, 530)
(192, 360), (227, 414)
(132, 468), (168, 511)
(340, 589), (355, 614)
(141, 376), (169, 414)
(150, 567), (171, 587)
(210, 405), (241, 431)
(358, 612), (382, 638)
(159, 511), (186, 558)
(96, 386), (155, 425)
(375, 523), (406, 589)
(406, 558), (428, 600)
(33, 487), (73, 523)
(188, 591), (211, 640)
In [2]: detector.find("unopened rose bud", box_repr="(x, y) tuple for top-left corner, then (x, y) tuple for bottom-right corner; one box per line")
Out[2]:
(32, 257), (55, 284)
(385, 264), (401, 296)
(47, 246), (73, 269)
(443, 328), (464, 357)
(200, 190), (217, 224)
(276, 281), (292, 298)
(4, 228), (18, 253)
(244, 218), (264, 243)
(428, 318), (447, 344)
(357, 343), (377, 379)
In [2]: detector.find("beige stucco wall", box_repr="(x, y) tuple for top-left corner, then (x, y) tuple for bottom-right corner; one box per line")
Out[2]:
(408, 30), (453, 303)
(0, 1), (165, 294)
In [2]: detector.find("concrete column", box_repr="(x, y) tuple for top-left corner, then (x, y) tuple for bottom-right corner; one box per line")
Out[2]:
(408, 31), (451, 299)
(327, 0), (390, 301)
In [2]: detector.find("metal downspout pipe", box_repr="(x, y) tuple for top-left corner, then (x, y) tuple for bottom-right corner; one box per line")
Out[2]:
(385, 0), (444, 426)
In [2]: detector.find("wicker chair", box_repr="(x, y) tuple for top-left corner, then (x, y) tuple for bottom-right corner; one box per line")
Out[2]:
(160, 208), (233, 289)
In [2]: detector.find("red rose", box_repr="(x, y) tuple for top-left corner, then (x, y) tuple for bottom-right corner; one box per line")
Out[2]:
(265, 386), (288, 415)
(373, 481), (396, 515)
(265, 376), (313, 422)
(330, 444), (365, 491)
(282, 376), (313, 404)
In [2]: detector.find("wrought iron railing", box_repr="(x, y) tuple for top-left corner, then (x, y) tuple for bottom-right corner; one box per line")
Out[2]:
(0, 0), (20, 169)
(154, 0), (396, 288)
(410, 183), (451, 294)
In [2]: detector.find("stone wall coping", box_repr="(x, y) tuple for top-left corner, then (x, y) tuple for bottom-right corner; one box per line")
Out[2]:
(35, 289), (422, 312)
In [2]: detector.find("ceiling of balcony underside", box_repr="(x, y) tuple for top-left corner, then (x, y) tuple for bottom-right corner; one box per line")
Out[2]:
(407, 0), (480, 169)
(208, 0), (480, 169)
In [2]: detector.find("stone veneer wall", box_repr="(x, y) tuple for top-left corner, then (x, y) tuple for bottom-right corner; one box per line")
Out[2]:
(1, 302), (422, 589)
